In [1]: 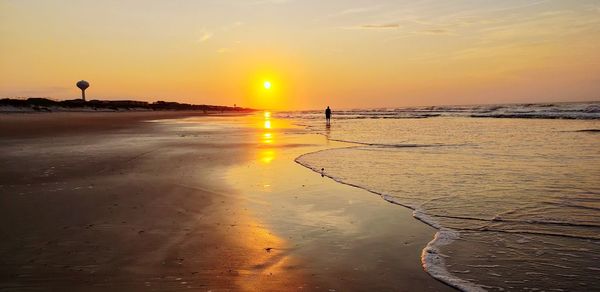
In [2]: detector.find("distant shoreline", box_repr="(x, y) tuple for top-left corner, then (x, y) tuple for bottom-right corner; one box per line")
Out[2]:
(0, 97), (254, 113)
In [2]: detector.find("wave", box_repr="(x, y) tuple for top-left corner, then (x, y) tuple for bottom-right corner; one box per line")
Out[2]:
(470, 113), (598, 120)
(278, 114), (436, 120)
(295, 144), (600, 291)
(277, 101), (600, 120)
(422, 230), (486, 292)
(383, 194), (600, 241)
(429, 213), (600, 230)
(317, 134), (472, 149)
(295, 149), (488, 291)
(297, 147), (600, 240)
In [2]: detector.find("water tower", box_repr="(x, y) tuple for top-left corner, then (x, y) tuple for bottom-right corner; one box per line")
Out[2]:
(76, 80), (90, 101)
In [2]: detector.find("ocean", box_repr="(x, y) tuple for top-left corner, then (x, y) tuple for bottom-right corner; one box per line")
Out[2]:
(279, 102), (600, 291)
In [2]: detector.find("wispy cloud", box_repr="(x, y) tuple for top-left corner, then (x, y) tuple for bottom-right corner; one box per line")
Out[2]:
(222, 21), (243, 31)
(197, 31), (213, 43)
(330, 5), (383, 18)
(217, 48), (231, 54)
(418, 28), (453, 35)
(249, 0), (292, 5)
(353, 23), (400, 30)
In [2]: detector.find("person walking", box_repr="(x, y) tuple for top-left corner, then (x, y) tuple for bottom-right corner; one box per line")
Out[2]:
(325, 106), (332, 125)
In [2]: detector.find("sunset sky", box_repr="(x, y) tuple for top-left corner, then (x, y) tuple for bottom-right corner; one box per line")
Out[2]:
(1, 0), (599, 109)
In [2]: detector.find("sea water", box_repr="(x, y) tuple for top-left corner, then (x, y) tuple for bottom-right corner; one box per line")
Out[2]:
(280, 102), (600, 291)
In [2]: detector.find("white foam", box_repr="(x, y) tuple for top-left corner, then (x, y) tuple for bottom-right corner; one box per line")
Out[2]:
(422, 229), (487, 292)
(296, 151), (486, 292)
(278, 102), (600, 121)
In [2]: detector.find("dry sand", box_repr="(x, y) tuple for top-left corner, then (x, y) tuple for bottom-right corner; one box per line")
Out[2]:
(0, 112), (453, 291)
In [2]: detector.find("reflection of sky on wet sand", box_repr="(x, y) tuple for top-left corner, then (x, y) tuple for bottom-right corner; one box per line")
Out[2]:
(246, 112), (359, 231)
(216, 111), (462, 292)
(225, 113), (445, 291)
(154, 112), (308, 290)
(227, 112), (312, 290)
(231, 212), (307, 291)
(233, 113), (366, 236)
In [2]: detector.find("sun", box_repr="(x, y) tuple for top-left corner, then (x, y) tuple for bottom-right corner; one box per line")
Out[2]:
(263, 81), (271, 89)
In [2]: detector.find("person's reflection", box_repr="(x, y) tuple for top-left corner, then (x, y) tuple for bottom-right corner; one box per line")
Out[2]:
(325, 123), (331, 145)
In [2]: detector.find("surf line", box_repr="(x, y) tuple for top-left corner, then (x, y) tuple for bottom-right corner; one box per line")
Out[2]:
(293, 135), (485, 292)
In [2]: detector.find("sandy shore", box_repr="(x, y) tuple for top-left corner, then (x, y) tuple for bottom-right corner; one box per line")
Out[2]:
(0, 112), (453, 291)
(0, 111), (241, 138)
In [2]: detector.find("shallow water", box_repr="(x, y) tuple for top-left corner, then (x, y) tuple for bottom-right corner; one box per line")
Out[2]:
(291, 112), (600, 291)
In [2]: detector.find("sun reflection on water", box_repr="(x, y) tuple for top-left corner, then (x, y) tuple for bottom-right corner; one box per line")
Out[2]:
(223, 112), (308, 290)
(260, 112), (275, 164)
(260, 150), (275, 164)
(262, 132), (273, 144)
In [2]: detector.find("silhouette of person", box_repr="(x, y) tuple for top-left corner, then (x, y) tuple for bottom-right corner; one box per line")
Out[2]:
(325, 106), (331, 125)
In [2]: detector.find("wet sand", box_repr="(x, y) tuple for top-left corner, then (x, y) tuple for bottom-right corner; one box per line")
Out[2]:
(226, 116), (454, 291)
(0, 112), (453, 291)
(0, 111), (240, 138)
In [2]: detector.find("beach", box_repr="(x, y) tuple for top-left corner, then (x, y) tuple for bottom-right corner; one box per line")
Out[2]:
(3, 0), (600, 290)
(0, 112), (452, 291)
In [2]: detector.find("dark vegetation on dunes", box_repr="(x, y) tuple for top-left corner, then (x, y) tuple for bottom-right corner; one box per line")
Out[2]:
(0, 98), (254, 112)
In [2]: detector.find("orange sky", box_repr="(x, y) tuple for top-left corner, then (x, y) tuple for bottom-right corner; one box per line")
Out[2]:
(1, 0), (599, 110)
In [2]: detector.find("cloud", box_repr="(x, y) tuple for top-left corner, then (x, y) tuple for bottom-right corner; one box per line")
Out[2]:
(249, 0), (291, 5)
(419, 28), (452, 35)
(330, 5), (383, 17)
(357, 23), (400, 30)
(197, 32), (213, 43)
(222, 21), (243, 31)
(217, 48), (231, 54)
